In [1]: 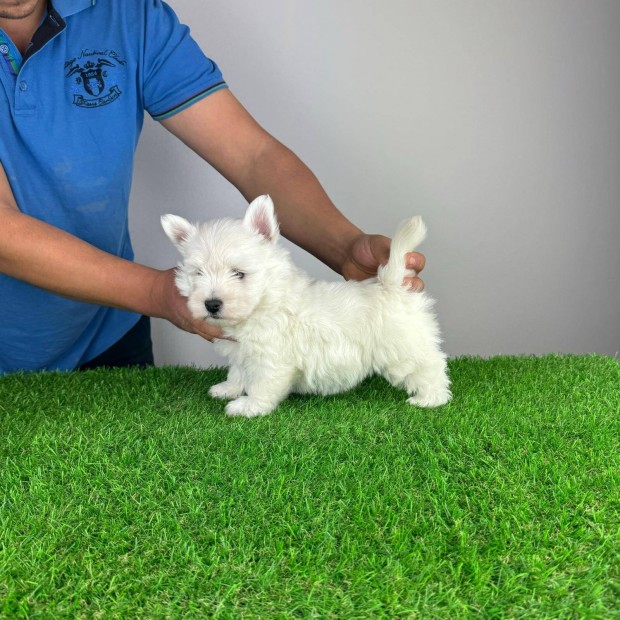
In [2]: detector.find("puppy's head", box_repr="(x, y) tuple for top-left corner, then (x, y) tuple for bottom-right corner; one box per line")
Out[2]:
(162, 195), (280, 326)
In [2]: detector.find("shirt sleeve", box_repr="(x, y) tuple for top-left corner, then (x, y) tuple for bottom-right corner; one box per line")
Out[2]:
(142, 0), (227, 121)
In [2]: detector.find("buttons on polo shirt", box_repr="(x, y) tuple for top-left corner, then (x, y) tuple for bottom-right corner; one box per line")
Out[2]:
(14, 71), (36, 114)
(0, 44), (9, 55)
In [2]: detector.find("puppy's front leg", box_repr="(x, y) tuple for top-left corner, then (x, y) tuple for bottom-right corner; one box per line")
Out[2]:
(209, 364), (244, 400)
(225, 367), (296, 418)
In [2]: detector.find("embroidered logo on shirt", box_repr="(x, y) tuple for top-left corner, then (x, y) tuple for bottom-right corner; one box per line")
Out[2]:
(65, 49), (125, 108)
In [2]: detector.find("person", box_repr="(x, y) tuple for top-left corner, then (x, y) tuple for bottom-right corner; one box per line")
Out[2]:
(0, 0), (426, 374)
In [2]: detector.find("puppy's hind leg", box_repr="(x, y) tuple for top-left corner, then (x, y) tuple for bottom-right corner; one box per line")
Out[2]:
(385, 356), (451, 408)
(406, 356), (451, 408)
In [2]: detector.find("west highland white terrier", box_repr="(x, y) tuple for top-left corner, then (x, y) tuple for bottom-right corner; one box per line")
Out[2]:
(162, 195), (451, 417)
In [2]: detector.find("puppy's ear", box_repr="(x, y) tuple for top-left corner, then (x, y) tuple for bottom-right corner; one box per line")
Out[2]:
(244, 195), (279, 242)
(161, 214), (196, 251)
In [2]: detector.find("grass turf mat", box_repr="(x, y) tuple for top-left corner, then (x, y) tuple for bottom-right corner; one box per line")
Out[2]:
(1, 354), (619, 619)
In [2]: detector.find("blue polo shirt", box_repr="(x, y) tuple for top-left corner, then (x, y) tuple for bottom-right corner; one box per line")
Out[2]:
(0, 0), (227, 373)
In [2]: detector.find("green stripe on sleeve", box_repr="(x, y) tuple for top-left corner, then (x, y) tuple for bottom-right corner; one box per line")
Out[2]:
(152, 82), (228, 121)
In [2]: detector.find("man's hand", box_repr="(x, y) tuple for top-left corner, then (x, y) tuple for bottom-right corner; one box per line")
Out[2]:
(149, 269), (225, 342)
(342, 233), (426, 290)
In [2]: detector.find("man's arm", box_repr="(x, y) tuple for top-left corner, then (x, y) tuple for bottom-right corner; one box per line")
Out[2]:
(161, 89), (425, 287)
(0, 163), (219, 340)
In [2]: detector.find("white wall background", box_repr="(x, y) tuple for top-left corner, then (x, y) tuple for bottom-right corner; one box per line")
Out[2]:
(130, 0), (620, 367)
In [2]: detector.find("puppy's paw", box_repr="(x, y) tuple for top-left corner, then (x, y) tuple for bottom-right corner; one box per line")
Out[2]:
(407, 389), (452, 408)
(225, 396), (273, 418)
(209, 381), (244, 400)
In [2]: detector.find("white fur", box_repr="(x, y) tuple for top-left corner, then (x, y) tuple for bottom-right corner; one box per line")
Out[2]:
(162, 195), (451, 417)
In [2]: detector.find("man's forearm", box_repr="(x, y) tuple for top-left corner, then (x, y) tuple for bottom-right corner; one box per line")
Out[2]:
(0, 209), (163, 317)
(240, 138), (363, 276)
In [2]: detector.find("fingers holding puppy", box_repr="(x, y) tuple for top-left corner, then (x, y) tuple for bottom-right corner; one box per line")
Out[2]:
(151, 268), (226, 342)
(405, 251), (426, 291)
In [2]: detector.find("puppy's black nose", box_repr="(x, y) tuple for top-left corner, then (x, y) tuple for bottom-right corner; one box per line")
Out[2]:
(205, 299), (223, 315)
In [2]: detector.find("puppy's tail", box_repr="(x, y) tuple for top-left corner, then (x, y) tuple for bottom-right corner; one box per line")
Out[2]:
(377, 216), (427, 288)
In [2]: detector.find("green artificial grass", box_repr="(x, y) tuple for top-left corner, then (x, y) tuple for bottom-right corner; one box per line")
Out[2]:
(1, 355), (619, 619)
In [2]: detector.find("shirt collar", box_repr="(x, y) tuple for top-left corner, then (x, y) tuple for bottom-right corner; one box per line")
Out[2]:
(50, 0), (96, 19)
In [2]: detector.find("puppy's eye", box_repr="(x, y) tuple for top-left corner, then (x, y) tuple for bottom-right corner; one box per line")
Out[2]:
(232, 269), (245, 279)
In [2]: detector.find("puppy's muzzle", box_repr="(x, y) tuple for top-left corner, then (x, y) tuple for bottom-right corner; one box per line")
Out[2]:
(205, 299), (223, 317)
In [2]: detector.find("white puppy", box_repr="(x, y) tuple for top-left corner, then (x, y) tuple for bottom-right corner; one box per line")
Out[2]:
(162, 195), (451, 417)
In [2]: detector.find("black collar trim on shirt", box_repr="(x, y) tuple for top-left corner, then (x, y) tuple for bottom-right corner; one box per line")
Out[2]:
(22, 1), (66, 65)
